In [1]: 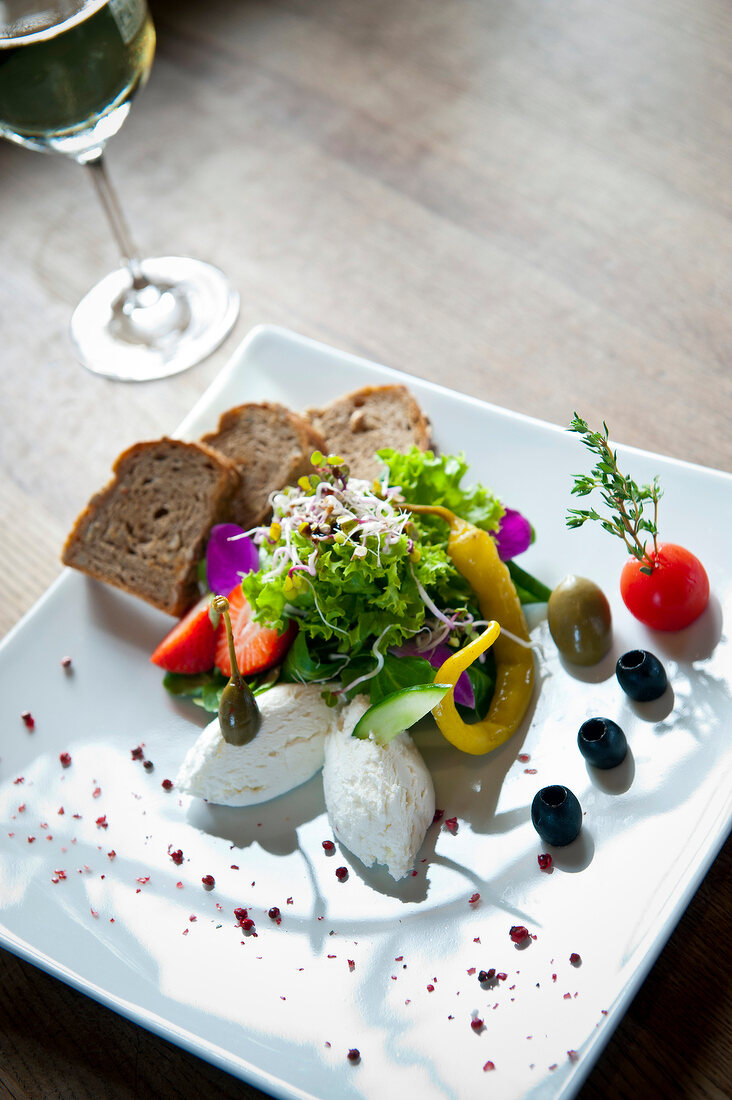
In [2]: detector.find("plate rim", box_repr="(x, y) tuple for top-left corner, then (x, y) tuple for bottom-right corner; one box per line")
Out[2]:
(1, 323), (730, 1100)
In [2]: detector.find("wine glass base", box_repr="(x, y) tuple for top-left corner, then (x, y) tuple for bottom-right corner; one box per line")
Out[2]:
(70, 256), (239, 382)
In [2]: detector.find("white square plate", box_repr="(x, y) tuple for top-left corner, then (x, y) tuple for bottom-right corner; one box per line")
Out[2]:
(1, 326), (730, 1100)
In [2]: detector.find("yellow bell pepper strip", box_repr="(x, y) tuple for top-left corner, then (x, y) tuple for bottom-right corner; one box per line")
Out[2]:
(405, 503), (535, 755)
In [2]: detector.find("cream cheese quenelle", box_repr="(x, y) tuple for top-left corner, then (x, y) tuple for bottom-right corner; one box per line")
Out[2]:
(176, 681), (337, 806)
(323, 698), (436, 881)
(177, 683), (436, 881)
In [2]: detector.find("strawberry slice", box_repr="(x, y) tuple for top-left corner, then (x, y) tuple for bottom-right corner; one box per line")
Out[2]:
(215, 586), (297, 676)
(150, 595), (217, 674)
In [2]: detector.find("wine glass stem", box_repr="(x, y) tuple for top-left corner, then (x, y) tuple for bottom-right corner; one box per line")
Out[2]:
(84, 152), (147, 291)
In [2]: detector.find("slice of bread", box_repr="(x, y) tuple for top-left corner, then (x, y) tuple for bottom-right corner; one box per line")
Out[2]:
(201, 402), (326, 530)
(306, 385), (432, 481)
(61, 439), (239, 617)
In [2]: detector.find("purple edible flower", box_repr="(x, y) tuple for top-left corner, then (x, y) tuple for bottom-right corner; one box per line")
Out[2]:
(206, 524), (259, 595)
(393, 640), (475, 709)
(494, 508), (532, 561)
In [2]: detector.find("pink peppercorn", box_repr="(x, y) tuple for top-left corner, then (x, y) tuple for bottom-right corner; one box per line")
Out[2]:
(234, 907), (248, 923)
(170, 849), (184, 865)
(161, 779), (174, 790)
(570, 952), (582, 965)
(59, 752), (72, 768)
(335, 866), (348, 882)
(322, 840), (335, 853)
(201, 875), (215, 888)
(538, 853), (553, 870)
(21, 711), (34, 730)
(268, 907), (281, 920)
(347, 1049), (360, 1063)
(510, 924), (530, 944)
(471, 1018), (484, 1032)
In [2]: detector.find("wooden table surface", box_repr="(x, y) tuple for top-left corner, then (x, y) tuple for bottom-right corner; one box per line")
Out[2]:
(1, 1), (730, 1097)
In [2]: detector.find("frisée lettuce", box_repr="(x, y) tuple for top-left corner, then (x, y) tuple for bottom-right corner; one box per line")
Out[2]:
(377, 446), (504, 532)
(239, 449), (521, 703)
(162, 446), (547, 710)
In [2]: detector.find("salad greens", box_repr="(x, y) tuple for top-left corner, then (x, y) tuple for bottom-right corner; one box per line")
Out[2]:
(163, 669), (229, 712)
(163, 669), (276, 714)
(237, 447), (540, 705)
(506, 559), (552, 604)
(377, 447), (505, 532)
(164, 445), (547, 712)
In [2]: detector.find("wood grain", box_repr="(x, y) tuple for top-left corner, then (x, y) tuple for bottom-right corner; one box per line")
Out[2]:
(0, 0), (730, 1097)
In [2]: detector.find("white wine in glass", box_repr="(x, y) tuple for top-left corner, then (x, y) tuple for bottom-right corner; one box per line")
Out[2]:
(0, 0), (239, 381)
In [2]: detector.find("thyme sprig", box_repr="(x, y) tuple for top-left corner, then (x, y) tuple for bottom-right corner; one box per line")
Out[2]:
(566, 414), (662, 576)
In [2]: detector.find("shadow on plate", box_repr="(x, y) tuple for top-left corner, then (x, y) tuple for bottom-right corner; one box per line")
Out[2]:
(557, 644), (618, 684)
(85, 577), (172, 652)
(547, 828), (594, 872)
(629, 684), (675, 723)
(185, 771), (326, 857)
(649, 596), (723, 663)
(337, 844), (433, 903)
(586, 746), (635, 794)
(415, 698), (537, 842)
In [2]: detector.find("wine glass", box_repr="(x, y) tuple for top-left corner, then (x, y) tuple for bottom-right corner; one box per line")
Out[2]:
(0, 0), (239, 381)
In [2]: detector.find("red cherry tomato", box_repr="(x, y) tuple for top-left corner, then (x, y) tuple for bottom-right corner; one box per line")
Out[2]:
(620, 543), (709, 631)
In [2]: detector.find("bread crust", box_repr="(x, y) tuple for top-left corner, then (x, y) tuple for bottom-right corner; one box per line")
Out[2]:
(201, 402), (326, 530)
(60, 387), (433, 619)
(62, 438), (239, 616)
(306, 384), (432, 480)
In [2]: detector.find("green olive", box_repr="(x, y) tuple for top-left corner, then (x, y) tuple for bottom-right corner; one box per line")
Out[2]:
(547, 575), (612, 666)
(212, 594), (261, 745)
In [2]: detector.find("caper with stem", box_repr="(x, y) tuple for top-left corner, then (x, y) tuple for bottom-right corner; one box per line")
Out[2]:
(212, 594), (261, 745)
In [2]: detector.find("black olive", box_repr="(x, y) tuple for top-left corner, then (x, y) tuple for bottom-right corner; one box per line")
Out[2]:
(615, 649), (667, 702)
(577, 717), (627, 769)
(531, 785), (582, 846)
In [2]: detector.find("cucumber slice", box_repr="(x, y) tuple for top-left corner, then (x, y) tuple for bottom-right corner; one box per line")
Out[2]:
(352, 683), (451, 745)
